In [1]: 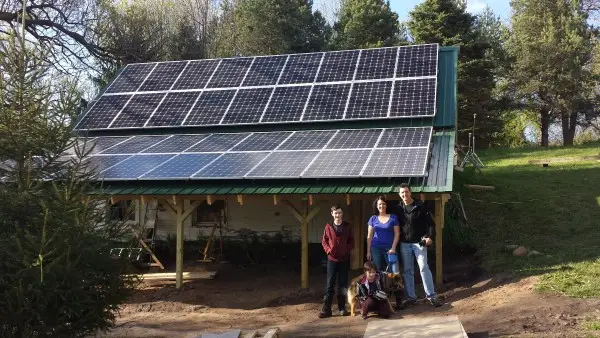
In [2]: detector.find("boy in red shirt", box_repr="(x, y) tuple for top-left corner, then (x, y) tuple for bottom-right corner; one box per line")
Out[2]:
(319, 205), (354, 318)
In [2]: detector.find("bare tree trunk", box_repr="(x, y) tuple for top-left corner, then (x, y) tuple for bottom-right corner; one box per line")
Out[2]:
(561, 111), (578, 146)
(541, 107), (550, 147)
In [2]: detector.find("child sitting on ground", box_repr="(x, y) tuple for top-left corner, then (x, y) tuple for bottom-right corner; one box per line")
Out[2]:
(356, 261), (393, 319)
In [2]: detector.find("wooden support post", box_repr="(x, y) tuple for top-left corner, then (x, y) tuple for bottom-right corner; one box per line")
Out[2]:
(273, 195), (278, 205)
(285, 201), (320, 289)
(140, 195), (147, 204)
(182, 200), (202, 223)
(346, 194), (351, 206)
(138, 198), (146, 228)
(207, 195), (213, 205)
(308, 194), (313, 206)
(172, 195), (177, 205)
(420, 193), (426, 201)
(175, 198), (184, 289)
(237, 194), (244, 206)
(434, 197), (445, 288)
(350, 200), (362, 270)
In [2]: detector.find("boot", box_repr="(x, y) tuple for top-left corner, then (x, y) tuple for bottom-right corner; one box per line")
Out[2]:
(337, 289), (349, 316)
(318, 295), (333, 318)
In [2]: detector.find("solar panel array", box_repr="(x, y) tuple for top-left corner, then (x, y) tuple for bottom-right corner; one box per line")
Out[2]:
(76, 127), (432, 180)
(75, 44), (439, 130)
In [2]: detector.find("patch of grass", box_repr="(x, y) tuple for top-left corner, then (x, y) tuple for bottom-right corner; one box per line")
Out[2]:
(583, 320), (600, 331)
(458, 142), (600, 297)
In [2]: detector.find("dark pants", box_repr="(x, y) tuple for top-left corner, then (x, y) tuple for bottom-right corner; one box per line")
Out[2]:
(325, 259), (349, 310)
(360, 297), (391, 318)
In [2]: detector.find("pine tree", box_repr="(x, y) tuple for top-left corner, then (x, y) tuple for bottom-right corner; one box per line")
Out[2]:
(508, 0), (595, 146)
(408, 0), (498, 147)
(332, 0), (404, 50)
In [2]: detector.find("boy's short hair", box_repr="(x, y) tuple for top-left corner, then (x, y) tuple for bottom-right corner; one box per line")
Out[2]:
(398, 183), (411, 192)
(330, 204), (342, 212)
(363, 261), (376, 272)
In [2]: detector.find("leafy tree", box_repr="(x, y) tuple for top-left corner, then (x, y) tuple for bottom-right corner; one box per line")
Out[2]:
(507, 0), (595, 146)
(408, 0), (498, 147)
(331, 0), (404, 49)
(0, 24), (137, 337)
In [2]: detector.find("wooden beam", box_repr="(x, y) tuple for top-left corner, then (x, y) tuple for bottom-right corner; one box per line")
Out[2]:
(465, 184), (495, 191)
(285, 201), (320, 289)
(237, 194), (243, 206)
(139, 239), (164, 270)
(434, 197), (444, 288)
(175, 198), (184, 289)
(182, 200), (203, 223)
(140, 195), (147, 204)
(351, 201), (362, 270)
(273, 195), (278, 205)
(172, 195), (177, 205)
(419, 193), (426, 201)
(207, 195), (213, 205)
(346, 194), (351, 206)
(308, 194), (313, 206)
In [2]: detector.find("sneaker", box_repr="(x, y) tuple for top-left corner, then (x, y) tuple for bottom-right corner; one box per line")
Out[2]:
(428, 296), (442, 307)
(396, 298), (417, 310)
(339, 309), (350, 316)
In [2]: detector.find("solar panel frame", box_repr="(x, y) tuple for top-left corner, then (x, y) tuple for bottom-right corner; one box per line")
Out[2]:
(220, 87), (273, 125)
(141, 134), (209, 153)
(104, 63), (157, 94)
(302, 149), (373, 178)
(109, 93), (166, 129)
(101, 154), (176, 180)
(99, 135), (169, 154)
(389, 78), (437, 117)
(171, 59), (220, 90)
(75, 95), (132, 130)
(206, 57), (254, 88)
(245, 150), (320, 178)
(315, 50), (360, 83)
(277, 52), (324, 85)
(145, 92), (201, 127)
(193, 152), (270, 179)
(183, 90), (237, 126)
(140, 153), (221, 179)
(360, 148), (430, 177)
(241, 55), (288, 87)
(302, 84), (351, 122)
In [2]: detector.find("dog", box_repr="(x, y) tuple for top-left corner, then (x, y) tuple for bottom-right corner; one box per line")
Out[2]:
(347, 272), (404, 316)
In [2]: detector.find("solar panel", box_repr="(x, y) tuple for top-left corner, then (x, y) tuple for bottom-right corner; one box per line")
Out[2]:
(278, 53), (323, 84)
(316, 50), (359, 82)
(246, 151), (319, 178)
(85, 155), (131, 175)
(232, 132), (293, 151)
(76, 44), (439, 130)
(389, 78), (436, 117)
(396, 44), (438, 78)
(261, 86), (311, 123)
(102, 154), (175, 179)
(325, 129), (382, 149)
(138, 61), (187, 92)
(184, 133), (250, 152)
(206, 58), (253, 88)
(171, 59), (219, 90)
(100, 135), (168, 154)
(76, 95), (131, 129)
(105, 64), (155, 93)
(221, 87), (273, 124)
(345, 81), (392, 119)
(89, 136), (131, 154)
(194, 152), (269, 178)
(141, 134), (208, 153)
(303, 149), (372, 177)
(278, 130), (336, 150)
(303, 84), (351, 121)
(146, 92), (200, 127)
(242, 55), (287, 86)
(355, 47), (397, 80)
(183, 90), (236, 126)
(110, 93), (165, 128)
(141, 153), (220, 179)
(377, 127), (432, 148)
(361, 148), (429, 177)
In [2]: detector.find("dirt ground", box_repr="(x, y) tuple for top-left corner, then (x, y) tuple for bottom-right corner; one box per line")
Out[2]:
(104, 261), (600, 338)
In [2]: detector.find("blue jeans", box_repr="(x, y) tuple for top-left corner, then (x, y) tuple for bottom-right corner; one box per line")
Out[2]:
(371, 246), (399, 273)
(400, 242), (436, 299)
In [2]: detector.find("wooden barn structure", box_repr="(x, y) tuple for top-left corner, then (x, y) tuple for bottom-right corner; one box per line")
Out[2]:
(74, 44), (459, 289)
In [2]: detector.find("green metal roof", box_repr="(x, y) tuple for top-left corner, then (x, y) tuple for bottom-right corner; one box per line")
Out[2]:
(90, 131), (454, 196)
(434, 46), (459, 128)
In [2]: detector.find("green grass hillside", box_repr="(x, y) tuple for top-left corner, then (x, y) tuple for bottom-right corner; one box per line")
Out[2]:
(456, 140), (600, 298)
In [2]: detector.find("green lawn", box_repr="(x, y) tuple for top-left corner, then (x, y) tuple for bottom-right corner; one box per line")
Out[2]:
(456, 140), (600, 297)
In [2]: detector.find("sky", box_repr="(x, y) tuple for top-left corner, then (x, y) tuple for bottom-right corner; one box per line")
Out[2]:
(315, 0), (512, 23)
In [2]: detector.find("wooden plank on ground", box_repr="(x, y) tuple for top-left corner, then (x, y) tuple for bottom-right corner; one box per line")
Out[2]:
(140, 271), (218, 281)
(364, 315), (467, 338)
(198, 330), (241, 338)
(239, 330), (258, 338)
(464, 184), (495, 191)
(262, 327), (281, 338)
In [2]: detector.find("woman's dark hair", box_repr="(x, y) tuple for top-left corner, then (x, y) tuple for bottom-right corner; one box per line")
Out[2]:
(372, 195), (387, 215)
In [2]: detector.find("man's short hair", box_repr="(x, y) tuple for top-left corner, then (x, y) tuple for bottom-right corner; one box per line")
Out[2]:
(398, 183), (411, 192)
(364, 261), (376, 272)
(331, 205), (342, 212)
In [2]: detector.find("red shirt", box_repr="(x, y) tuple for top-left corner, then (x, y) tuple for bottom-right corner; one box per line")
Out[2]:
(321, 221), (354, 262)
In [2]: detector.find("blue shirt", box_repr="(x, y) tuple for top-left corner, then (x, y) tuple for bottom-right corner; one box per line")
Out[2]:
(368, 214), (400, 248)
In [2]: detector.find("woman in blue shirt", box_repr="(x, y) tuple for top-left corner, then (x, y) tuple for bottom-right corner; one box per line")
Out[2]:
(366, 196), (400, 273)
